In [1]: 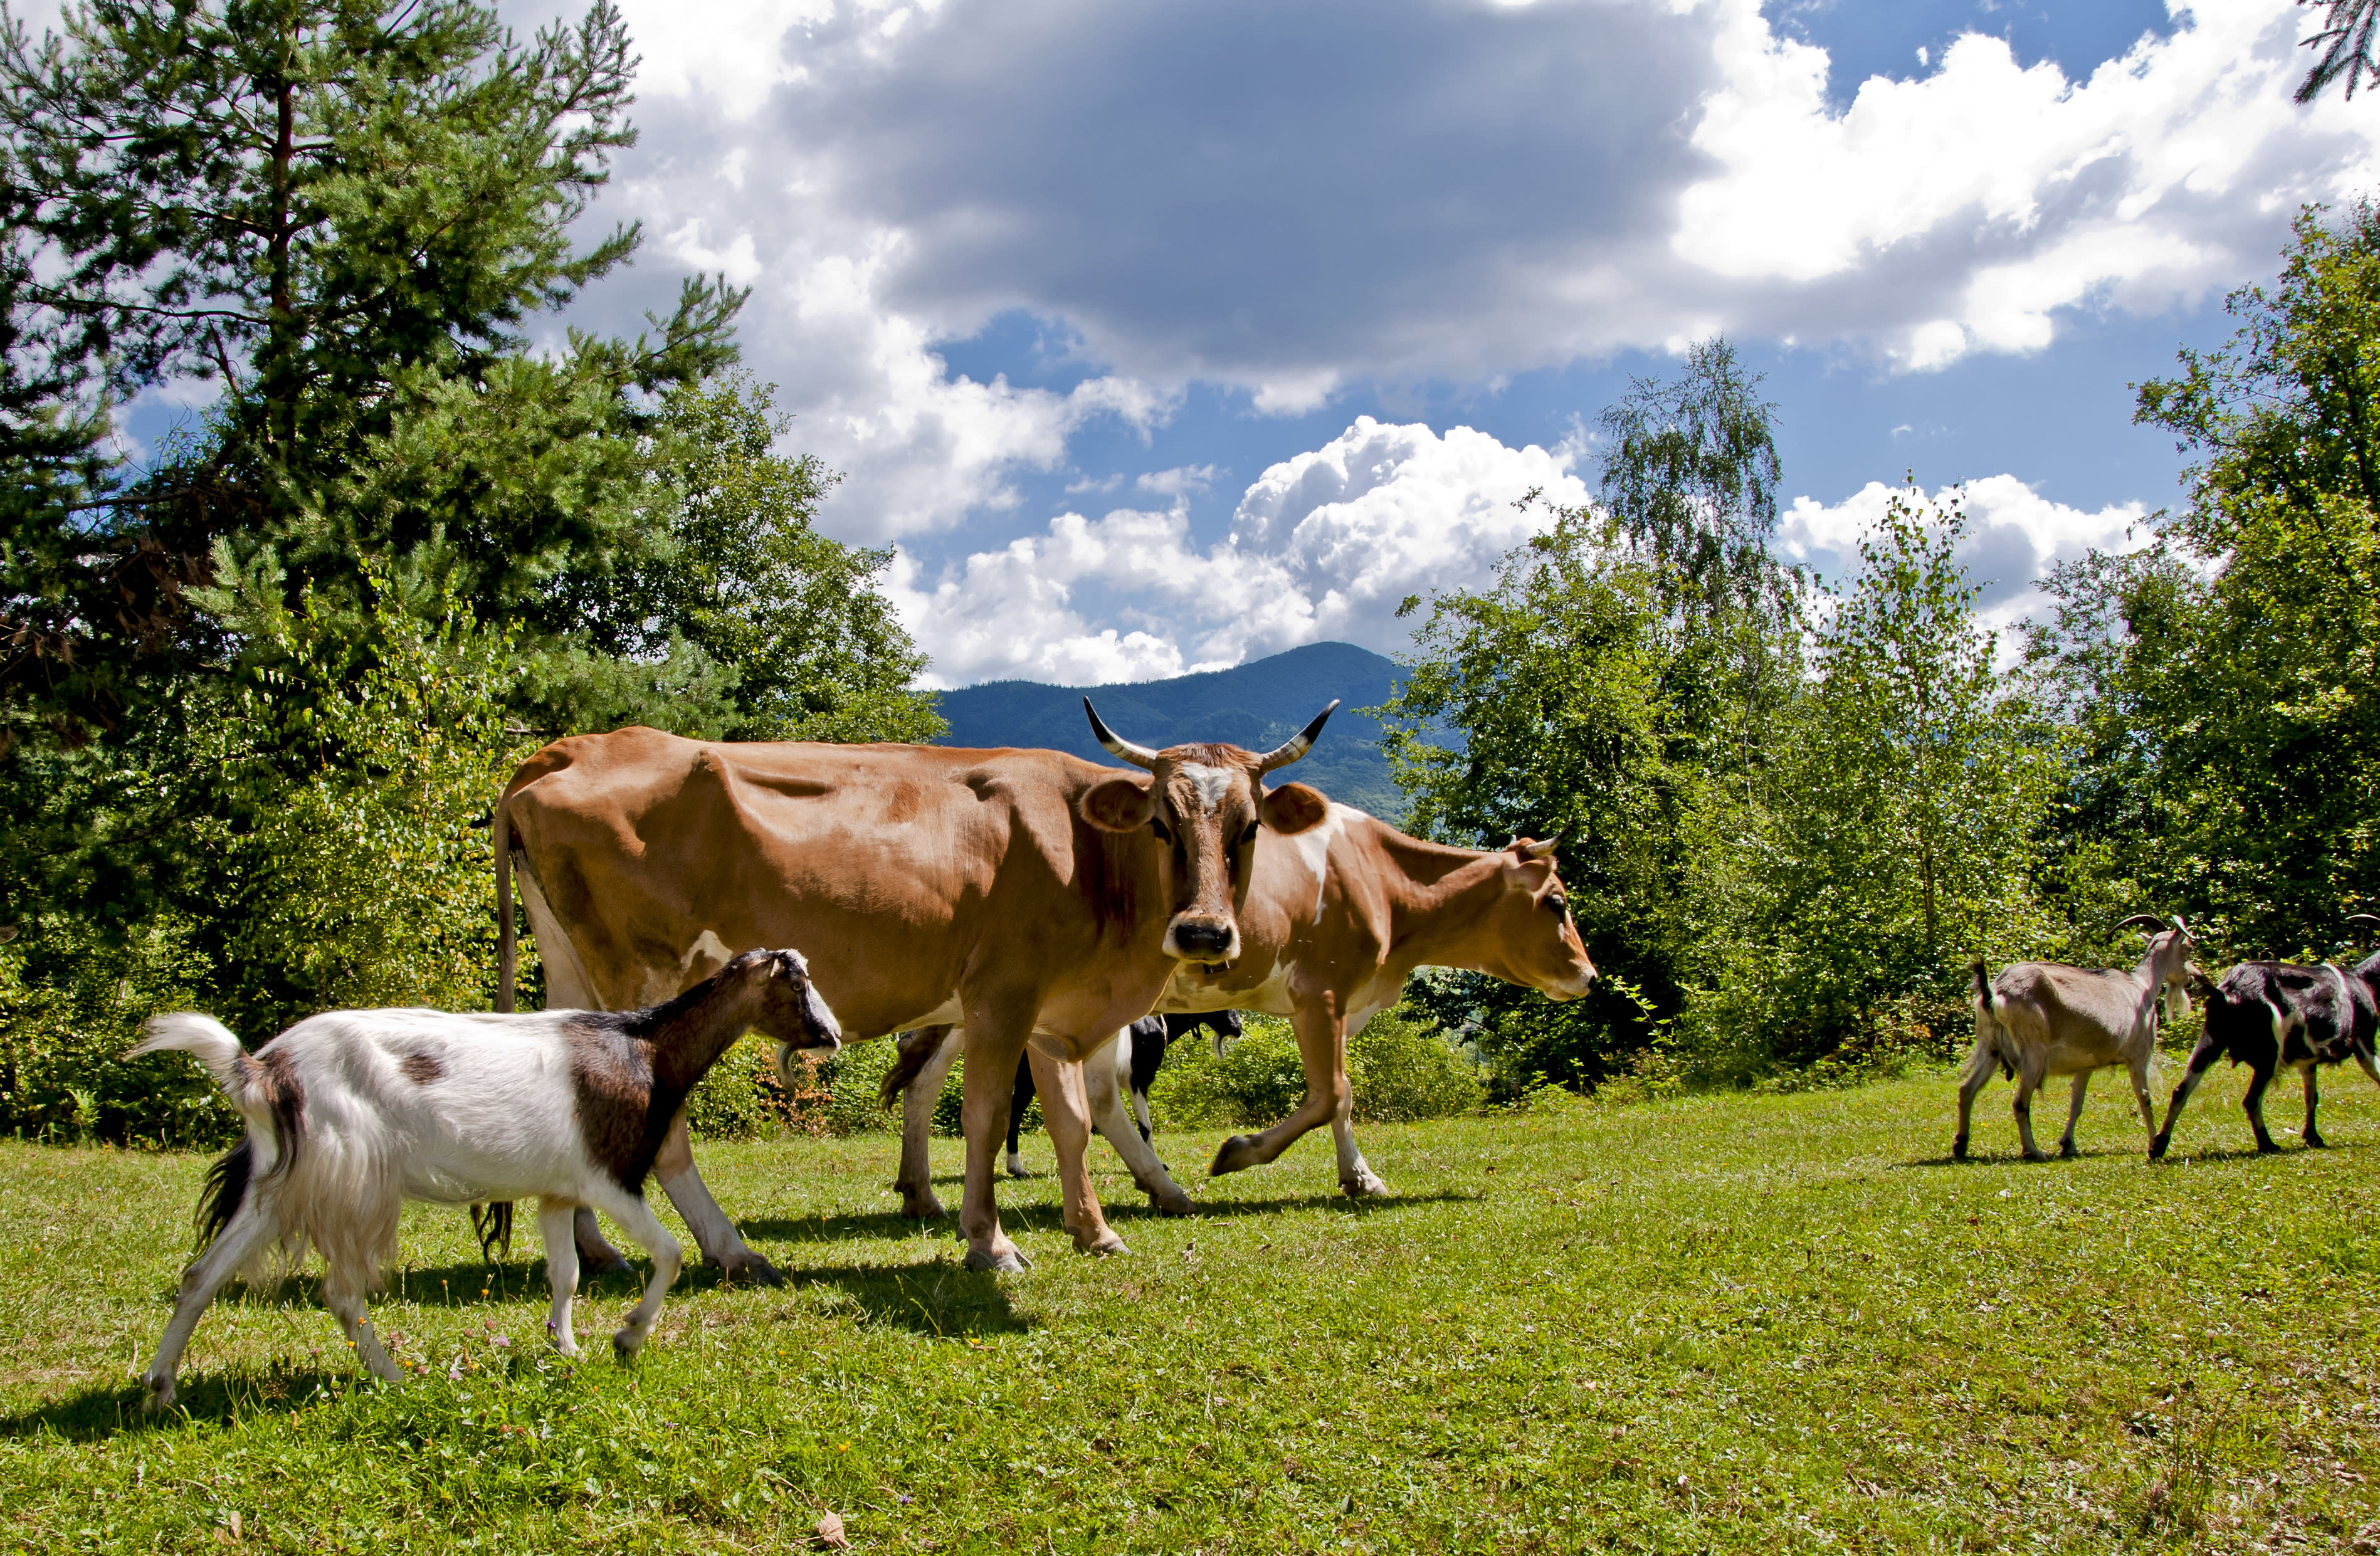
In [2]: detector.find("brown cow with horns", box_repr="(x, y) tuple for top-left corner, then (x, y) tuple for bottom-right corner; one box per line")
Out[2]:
(492, 702), (1337, 1275)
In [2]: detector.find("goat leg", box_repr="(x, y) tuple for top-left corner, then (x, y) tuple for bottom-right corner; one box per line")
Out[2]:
(2302, 1065), (2325, 1149)
(2057, 1072), (2090, 1159)
(2242, 1063), (2281, 1153)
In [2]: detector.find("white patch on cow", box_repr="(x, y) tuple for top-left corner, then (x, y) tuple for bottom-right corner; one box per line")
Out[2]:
(1286, 802), (1358, 921)
(1181, 763), (1233, 811)
(679, 929), (732, 979)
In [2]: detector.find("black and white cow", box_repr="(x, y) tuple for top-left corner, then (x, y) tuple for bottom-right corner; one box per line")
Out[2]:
(1003, 1010), (1244, 1175)
(2150, 915), (2380, 1158)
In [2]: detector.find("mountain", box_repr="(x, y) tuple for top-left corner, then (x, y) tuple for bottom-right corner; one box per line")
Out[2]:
(932, 641), (1408, 818)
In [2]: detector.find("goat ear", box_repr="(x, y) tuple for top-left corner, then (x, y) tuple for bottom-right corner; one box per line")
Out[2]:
(1261, 782), (1329, 835)
(1081, 775), (1154, 833)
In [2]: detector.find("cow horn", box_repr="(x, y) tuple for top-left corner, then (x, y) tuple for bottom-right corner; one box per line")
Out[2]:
(1515, 826), (1569, 861)
(1255, 701), (1339, 774)
(2115, 913), (2171, 933)
(1083, 698), (1159, 770)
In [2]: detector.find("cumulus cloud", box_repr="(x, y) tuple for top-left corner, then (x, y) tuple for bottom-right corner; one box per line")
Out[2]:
(890, 418), (1589, 685)
(523, 0), (2380, 547)
(1779, 475), (2151, 638)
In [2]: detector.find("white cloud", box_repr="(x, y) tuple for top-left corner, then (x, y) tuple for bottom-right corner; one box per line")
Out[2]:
(1780, 475), (2151, 638)
(891, 418), (1589, 685)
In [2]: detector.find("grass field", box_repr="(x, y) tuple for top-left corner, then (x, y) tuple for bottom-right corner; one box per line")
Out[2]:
(3, 1062), (2377, 1553)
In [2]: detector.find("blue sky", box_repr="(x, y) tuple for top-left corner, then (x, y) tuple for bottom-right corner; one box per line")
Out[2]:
(80, 0), (2374, 685)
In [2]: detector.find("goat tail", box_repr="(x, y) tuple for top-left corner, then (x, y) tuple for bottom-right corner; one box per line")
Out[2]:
(471, 1201), (515, 1262)
(128, 1012), (248, 1096)
(495, 795), (517, 1014)
(877, 1026), (949, 1110)
(194, 1138), (255, 1254)
(1970, 959), (1995, 1016)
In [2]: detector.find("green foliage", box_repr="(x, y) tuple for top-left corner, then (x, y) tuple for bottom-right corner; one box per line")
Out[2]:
(1146, 1002), (1485, 1130)
(2019, 200), (2380, 960)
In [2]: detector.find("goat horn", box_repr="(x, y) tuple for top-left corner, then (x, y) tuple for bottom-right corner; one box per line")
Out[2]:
(2346, 914), (2380, 929)
(2114, 913), (2171, 933)
(1255, 701), (1339, 775)
(1083, 698), (1159, 770)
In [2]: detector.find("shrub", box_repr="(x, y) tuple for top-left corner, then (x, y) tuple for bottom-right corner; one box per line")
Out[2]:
(1145, 999), (1485, 1130)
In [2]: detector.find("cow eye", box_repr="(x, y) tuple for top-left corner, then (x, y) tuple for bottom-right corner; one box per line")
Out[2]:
(1545, 894), (1568, 915)
(1239, 825), (1259, 850)
(1151, 816), (1176, 845)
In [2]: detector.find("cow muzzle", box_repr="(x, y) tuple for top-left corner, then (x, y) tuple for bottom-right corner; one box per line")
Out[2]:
(1164, 915), (1241, 965)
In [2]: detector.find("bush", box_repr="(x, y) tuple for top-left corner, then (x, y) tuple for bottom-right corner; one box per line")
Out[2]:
(1145, 999), (1485, 1130)
(0, 915), (236, 1148)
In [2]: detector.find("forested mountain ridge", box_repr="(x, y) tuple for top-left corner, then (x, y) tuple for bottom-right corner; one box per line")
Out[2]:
(933, 641), (1404, 819)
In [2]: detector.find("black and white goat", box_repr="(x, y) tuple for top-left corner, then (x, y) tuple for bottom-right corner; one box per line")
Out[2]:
(127, 949), (840, 1410)
(2149, 915), (2380, 1159)
(1956, 914), (2196, 1162)
(997, 1010), (1244, 1175)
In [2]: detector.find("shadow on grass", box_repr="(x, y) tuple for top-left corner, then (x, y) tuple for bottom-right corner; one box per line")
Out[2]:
(772, 1257), (1032, 1339)
(0, 1364), (381, 1442)
(1896, 1138), (2374, 1170)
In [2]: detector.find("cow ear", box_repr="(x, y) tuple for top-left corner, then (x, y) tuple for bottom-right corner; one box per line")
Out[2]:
(1082, 775), (1155, 833)
(1261, 782), (1329, 835)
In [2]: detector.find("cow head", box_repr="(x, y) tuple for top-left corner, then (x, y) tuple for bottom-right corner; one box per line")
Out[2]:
(1077, 698), (1336, 964)
(1479, 836), (1598, 1000)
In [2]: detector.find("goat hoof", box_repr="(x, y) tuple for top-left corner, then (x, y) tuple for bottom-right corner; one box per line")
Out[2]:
(581, 1249), (634, 1280)
(710, 1251), (783, 1288)
(1209, 1135), (1262, 1177)
(2305, 1132), (2329, 1150)
(140, 1376), (175, 1413)
(965, 1246), (1030, 1273)
(2148, 1133), (2170, 1161)
(2057, 1143), (2079, 1160)
(1144, 1185), (1195, 1216)
(611, 1333), (640, 1365)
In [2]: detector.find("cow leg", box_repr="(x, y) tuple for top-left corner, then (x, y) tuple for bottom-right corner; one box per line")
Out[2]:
(1007, 1055), (1036, 1179)
(2243, 1063), (2281, 1153)
(1027, 1048), (1129, 1256)
(2302, 1065), (2325, 1149)
(956, 1000), (1034, 1273)
(2056, 1072), (2089, 1159)
(2151, 1034), (2222, 1160)
(1081, 1031), (1194, 1216)
(896, 1027), (961, 1218)
(1210, 994), (1381, 1196)
(649, 1111), (781, 1285)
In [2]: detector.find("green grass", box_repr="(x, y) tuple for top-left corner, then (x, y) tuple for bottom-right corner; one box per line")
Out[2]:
(3, 1063), (2377, 1553)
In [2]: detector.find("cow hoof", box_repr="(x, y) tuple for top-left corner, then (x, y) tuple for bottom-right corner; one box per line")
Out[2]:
(898, 1190), (947, 1219)
(1340, 1170), (1390, 1199)
(710, 1250), (784, 1288)
(2256, 1140), (2281, 1155)
(1950, 1138), (1968, 1162)
(2057, 1143), (2079, 1161)
(2021, 1149), (2048, 1163)
(2148, 1133), (2170, 1161)
(1072, 1229), (1130, 1257)
(581, 1248), (634, 1279)
(2306, 1132), (2329, 1150)
(1145, 1185), (1196, 1216)
(965, 1246), (1031, 1273)
(1209, 1135), (1263, 1177)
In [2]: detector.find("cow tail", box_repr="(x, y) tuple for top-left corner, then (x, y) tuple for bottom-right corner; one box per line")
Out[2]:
(495, 795), (516, 1015)
(877, 1028), (947, 1110)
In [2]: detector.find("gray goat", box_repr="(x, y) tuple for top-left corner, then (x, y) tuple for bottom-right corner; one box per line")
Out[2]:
(1954, 914), (2196, 1162)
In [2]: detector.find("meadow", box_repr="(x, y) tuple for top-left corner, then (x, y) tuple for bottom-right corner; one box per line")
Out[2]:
(1, 1063), (2376, 1554)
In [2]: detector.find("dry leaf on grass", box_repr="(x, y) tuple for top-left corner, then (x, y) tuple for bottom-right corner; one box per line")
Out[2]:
(815, 1510), (850, 1548)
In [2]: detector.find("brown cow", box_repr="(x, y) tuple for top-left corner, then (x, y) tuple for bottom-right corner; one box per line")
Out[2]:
(885, 801), (1597, 1210)
(493, 706), (1335, 1275)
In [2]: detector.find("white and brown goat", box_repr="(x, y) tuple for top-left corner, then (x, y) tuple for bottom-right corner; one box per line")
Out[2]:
(127, 948), (840, 1410)
(1955, 915), (2196, 1162)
